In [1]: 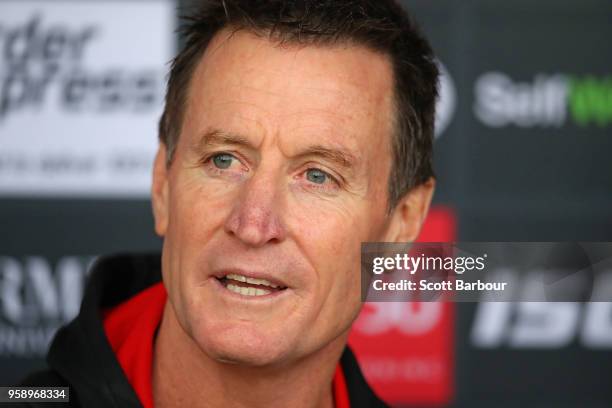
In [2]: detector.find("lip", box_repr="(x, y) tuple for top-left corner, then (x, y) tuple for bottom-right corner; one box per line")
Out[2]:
(211, 268), (289, 289)
(211, 274), (290, 301)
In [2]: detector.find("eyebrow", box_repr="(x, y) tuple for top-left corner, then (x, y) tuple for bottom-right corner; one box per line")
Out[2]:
(194, 128), (253, 152)
(194, 127), (358, 170)
(296, 145), (357, 170)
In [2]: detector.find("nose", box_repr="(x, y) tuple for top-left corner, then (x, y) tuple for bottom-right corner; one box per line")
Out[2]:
(224, 170), (287, 247)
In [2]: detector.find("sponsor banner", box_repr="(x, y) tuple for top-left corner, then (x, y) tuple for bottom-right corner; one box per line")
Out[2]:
(474, 72), (612, 129)
(350, 207), (456, 406)
(471, 301), (612, 350)
(0, 256), (94, 358)
(458, 0), (612, 208)
(351, 302), (454, 405)
(0, 0), (174, 197)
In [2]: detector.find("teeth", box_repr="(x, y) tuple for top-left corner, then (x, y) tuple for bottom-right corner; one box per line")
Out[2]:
(226, 273), (279, 288)
(226, 283), (271, 296)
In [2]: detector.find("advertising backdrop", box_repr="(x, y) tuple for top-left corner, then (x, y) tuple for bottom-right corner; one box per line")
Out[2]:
(0, 0), (611, 407)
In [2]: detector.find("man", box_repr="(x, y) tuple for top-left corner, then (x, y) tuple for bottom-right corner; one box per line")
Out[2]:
(21, 1), (438, 407)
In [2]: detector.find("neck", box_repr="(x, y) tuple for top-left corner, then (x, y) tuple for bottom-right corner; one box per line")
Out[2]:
(152, 301), (347, 408)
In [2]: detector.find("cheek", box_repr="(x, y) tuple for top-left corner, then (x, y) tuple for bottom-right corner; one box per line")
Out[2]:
(288, 185), (387, 261)
(288, 198), (369, 301)
(287, 189), (388, 321)
(162, 172), (237, 294)
(290, 200), (352, 257)
(166, 173), (235, 243)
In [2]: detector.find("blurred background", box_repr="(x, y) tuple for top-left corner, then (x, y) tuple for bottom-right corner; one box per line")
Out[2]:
(0, 0), (611, 406)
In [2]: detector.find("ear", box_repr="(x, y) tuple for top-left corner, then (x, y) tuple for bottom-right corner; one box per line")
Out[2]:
(385, 177), (435, 242)
(151, 144), (170, 237)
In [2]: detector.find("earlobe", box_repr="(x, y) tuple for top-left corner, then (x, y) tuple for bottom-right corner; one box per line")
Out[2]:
(388, 177), (435, 243)
(151, 144), (170, 237)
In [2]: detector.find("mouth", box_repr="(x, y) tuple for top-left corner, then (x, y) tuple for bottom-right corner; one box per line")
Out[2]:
(215, 273), (288, 297)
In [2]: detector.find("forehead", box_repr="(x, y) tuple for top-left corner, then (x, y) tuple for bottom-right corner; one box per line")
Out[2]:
(183, 28), (395, 156)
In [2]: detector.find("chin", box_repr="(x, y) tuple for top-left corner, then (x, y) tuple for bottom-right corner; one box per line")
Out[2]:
(192, 320), (295, 367)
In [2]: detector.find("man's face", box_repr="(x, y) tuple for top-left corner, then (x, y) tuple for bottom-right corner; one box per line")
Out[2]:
(152, 29), (420, 366)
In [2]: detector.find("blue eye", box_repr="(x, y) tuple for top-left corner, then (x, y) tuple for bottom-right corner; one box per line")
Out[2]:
(306, 168), (329, 184)
(211, 153), (235, 169)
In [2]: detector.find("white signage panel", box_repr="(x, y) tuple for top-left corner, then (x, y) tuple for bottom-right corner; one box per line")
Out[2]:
(0, 0), (174, 197)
